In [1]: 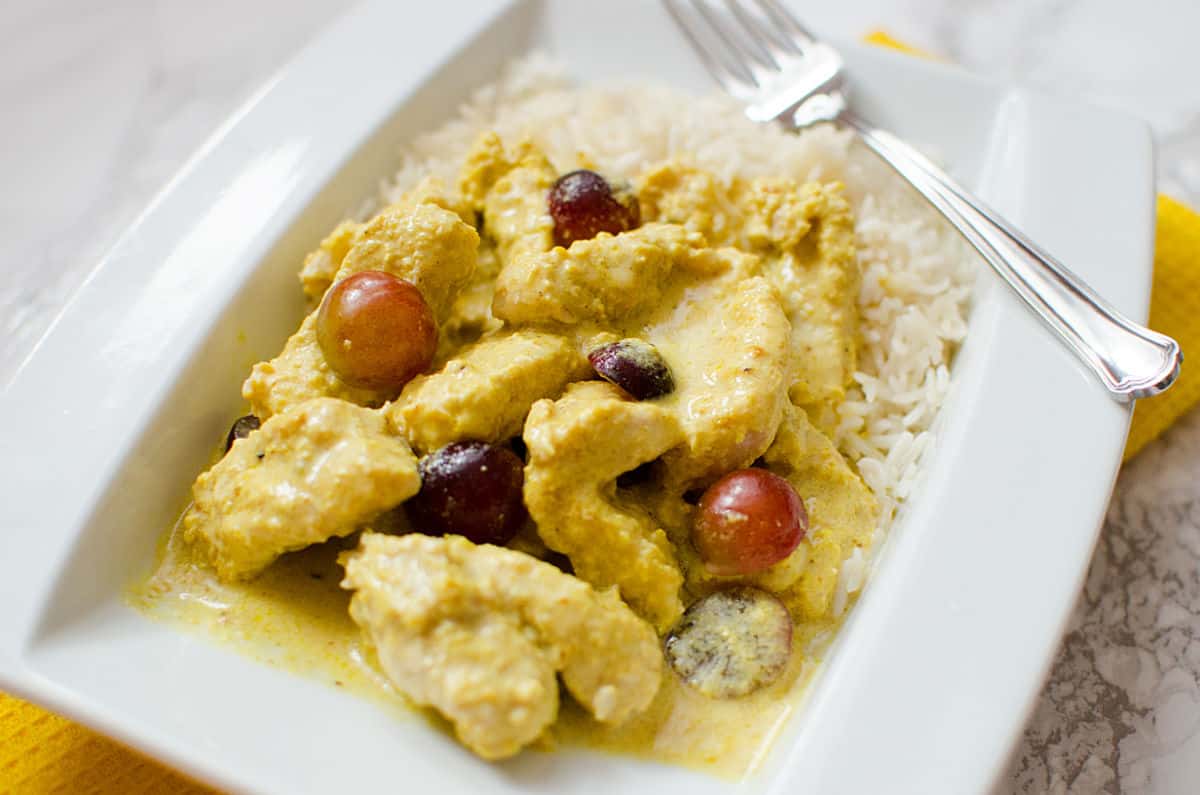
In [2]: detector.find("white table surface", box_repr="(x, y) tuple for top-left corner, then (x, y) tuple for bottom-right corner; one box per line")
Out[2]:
(4, 1), (1199, 792)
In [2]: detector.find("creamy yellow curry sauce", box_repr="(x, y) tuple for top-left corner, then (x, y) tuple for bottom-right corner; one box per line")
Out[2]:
(135, 523), (831, 776)
(134, 130), (878, 777)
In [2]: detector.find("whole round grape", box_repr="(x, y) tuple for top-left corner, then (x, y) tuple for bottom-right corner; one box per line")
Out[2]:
(404, 441), (527, 545)
(548, 169), (640, 248)
(316, 270), (436, 392)
(588, 339), (674, 400)
(665, 587), (793, 698)
(692, 469), (808, 576)
(224, 414), (260, 452)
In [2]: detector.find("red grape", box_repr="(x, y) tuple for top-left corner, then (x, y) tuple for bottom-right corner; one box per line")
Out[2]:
(404, 441), (527, 545)
(692, 469), (807, 576)
(548, 170), (640, 248)
(316, 271), (436, 392)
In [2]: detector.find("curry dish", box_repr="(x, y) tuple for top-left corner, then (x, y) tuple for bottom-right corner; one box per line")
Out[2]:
(139, 128), (882, 771)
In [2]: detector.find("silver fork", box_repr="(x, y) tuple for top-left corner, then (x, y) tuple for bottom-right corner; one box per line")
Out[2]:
(665, 0), (1181, 401)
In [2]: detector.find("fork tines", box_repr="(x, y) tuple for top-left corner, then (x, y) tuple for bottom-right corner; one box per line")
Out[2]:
(663, 0), (817, 96)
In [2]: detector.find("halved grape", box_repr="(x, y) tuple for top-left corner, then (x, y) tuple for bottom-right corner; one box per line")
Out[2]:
(316, 270), (437, 392)
(225, 414), (260, 452)
(404, 441), (527, 545)
(548, 170), (640, 248)
(692, 469), (807, 576)
(665, 587), (793, 698)
(588, 339), (674, 400)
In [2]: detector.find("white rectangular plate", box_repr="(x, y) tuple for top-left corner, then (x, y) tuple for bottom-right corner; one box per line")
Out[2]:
(0, 1), (1152, 793)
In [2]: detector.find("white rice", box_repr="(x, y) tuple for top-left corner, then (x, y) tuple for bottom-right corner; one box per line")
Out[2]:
(376, 54), (976, 612)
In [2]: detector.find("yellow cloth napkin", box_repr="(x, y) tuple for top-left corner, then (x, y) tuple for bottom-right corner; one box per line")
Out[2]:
(1126, 196), (1200, 457)
(3, 29), (1196, 795)
(0, 692), (213, 794)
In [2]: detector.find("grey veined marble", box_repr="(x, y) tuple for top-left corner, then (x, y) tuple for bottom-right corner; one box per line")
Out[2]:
(2, 1), (1197, 792)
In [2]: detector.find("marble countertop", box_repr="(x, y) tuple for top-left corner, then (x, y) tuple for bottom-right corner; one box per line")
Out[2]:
(3, 1), (1197, 792)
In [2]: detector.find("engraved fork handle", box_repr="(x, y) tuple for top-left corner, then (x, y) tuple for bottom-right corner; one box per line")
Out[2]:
(838, 110), (1181, 401)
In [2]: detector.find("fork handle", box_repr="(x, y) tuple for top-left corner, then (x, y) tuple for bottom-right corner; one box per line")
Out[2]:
(839, 111), (1181, 401)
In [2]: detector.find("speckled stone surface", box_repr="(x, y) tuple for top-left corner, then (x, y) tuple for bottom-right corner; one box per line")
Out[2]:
(1006, 409), (1200, 793)
(3, 2), (1197, 792)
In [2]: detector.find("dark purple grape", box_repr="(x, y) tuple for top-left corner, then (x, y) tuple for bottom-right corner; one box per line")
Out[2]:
(548, 170), (640, 248)
(665, 587), (793, 699)
(225, 414), (261, 452)
(588, 339), (674, 400)
(404, 441), (527, 545)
